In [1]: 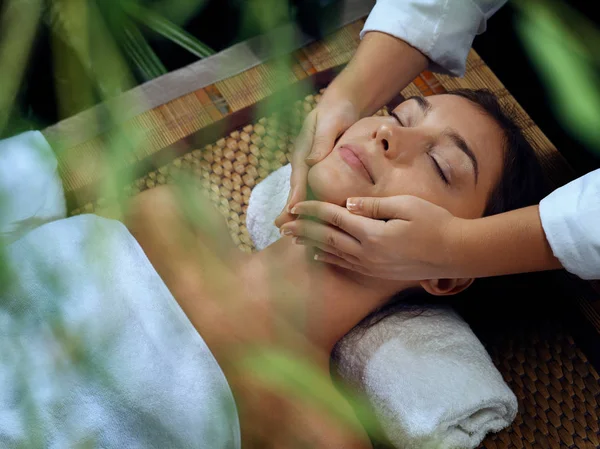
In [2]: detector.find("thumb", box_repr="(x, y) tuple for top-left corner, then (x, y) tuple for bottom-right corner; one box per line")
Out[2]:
(346, 195), (425, 220)
(305, 115), (347, 165)
(274, 175), (307, 228)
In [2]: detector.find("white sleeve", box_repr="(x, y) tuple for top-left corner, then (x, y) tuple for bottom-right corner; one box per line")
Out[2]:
(539, 169), (600, 280)
(360, 0), (507, 76)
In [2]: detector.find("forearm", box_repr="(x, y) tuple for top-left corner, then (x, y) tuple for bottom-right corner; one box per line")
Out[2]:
(455, 205), (563, 278)
(324, 31), (428, 117)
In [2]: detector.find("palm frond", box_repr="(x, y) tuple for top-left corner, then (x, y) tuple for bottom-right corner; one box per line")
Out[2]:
(124, 2), (215, 59)
(121, 19), (168, 81)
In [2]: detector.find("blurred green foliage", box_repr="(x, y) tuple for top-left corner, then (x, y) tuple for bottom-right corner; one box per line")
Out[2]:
(0, 0), (599, 447)
(515, 0), (600, 156)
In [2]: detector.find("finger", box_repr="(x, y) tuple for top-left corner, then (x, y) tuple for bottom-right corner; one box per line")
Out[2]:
(276, 129), (312, 228)
(281, 219), (362, 257)
(288, 162), (308, 208)
(277, 112), (316, 225)
(293, 236), (361, 264)
(273, 162), (309, 228)
(346, 195), (426, 220)
(289, 200), (374, 241)
(305, 112), (344, 165)
(274, 210), (296, 228)
(274, 189), (298, 228)
(293, 110), (318, 165)
(312, 249), (372, 276)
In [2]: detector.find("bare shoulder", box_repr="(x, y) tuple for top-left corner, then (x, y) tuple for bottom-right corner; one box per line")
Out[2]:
(124, 185), (186, 230)
(125, 185), (238, 256)
(123, 184), (244, 289)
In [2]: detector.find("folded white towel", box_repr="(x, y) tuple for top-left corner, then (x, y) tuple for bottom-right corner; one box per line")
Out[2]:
(0, 131), (67, 244)
(247, 163), (292, 250)
(247, 165), (517, 449)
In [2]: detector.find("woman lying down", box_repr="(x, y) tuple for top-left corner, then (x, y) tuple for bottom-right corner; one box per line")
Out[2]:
(0, 90), (545, 448)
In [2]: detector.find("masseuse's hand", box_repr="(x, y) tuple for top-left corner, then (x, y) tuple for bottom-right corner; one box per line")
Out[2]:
(274, 32), (429, 228)
(279, 196), (466, 281)
(274, 95), (360, 228)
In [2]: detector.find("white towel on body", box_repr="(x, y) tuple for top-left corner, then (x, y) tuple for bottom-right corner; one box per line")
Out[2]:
(247, 164), (517, 449)
(0, 132), (240, 449)
(0, 131), (66, 244)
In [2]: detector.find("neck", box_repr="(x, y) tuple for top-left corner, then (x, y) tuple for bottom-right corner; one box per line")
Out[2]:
(249, 238), (417, 355)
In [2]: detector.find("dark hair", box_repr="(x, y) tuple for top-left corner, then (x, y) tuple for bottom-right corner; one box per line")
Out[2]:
(358, 89), (550, 328)
(451, 89), (549, 216)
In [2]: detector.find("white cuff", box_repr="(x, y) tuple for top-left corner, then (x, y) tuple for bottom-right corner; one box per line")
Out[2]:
(539, 169), (600, 280)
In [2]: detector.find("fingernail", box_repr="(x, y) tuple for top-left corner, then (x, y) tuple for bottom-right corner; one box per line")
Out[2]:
(290, 206), (297, 214)
(346, 198), (360, 211)
(292, 236), (305, 245)
(281, 228), (293, 236)
(314, 254), (322, 261)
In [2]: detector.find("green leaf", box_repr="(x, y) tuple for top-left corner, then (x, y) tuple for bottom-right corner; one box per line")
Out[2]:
(515, 0), (600, 154)
(147, 0), (208, 28)
(239, 346), (382, 437)
(121, 19), (167, 80)
(0, 0), (44, 134)
(124, 2), (215, 59)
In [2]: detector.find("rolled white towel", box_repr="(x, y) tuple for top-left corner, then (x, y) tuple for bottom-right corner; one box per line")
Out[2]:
(334, 309), (517, 449)
(247, 164), (517, 449)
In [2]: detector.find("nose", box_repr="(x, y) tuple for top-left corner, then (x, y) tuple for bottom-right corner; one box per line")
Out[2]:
(373, 123), (429, 162)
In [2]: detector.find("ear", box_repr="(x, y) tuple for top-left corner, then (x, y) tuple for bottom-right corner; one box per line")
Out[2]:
(419, 278), (474, 296)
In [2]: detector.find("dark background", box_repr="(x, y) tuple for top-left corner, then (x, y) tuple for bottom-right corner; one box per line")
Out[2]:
(7, 0), (600, 175)
(472, 1), (600, 176)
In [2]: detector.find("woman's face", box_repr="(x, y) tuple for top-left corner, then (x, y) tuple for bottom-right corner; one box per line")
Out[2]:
(307, 94), (506, 219)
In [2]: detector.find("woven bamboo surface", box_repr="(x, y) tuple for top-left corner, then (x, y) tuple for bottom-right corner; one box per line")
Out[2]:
(482, 324), (600, 449)
(48, 19), (600, 449)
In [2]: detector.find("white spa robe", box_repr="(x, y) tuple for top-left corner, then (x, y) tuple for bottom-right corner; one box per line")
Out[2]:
(540, 169), (600, 280)
(361, 0), (507, 76)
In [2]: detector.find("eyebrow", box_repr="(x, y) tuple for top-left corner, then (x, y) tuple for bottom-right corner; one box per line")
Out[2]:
(407, 96), (479, 185)
(407, 96), (433, 116)
(443, 129), (479, 184)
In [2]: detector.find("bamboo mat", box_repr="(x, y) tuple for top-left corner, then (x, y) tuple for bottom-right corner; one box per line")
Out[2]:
(44, 19), (600, 449)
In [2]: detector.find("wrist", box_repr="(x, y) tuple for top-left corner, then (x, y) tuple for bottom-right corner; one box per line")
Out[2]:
(319, 76), (364, 117)
(323, 32), (428, 118)
(443, 217), (472, 278)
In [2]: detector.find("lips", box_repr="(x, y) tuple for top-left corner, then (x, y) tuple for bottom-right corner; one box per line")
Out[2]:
(337, 144), (375, 183)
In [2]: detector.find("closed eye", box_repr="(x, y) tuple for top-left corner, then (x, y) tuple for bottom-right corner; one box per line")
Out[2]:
(390, 111), (404, 126)
(429, 154), (449, 185)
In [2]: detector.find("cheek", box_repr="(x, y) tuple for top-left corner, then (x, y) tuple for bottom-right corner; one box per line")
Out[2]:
(307, 160), (349, 206)
(381, 169), (486, 218)
(378, 168), (460, 214)
(307, 153), (376, 206)
(380, 168), (439, 202)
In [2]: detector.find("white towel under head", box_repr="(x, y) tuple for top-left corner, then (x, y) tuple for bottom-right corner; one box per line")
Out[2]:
(247, 164), (517, 449)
